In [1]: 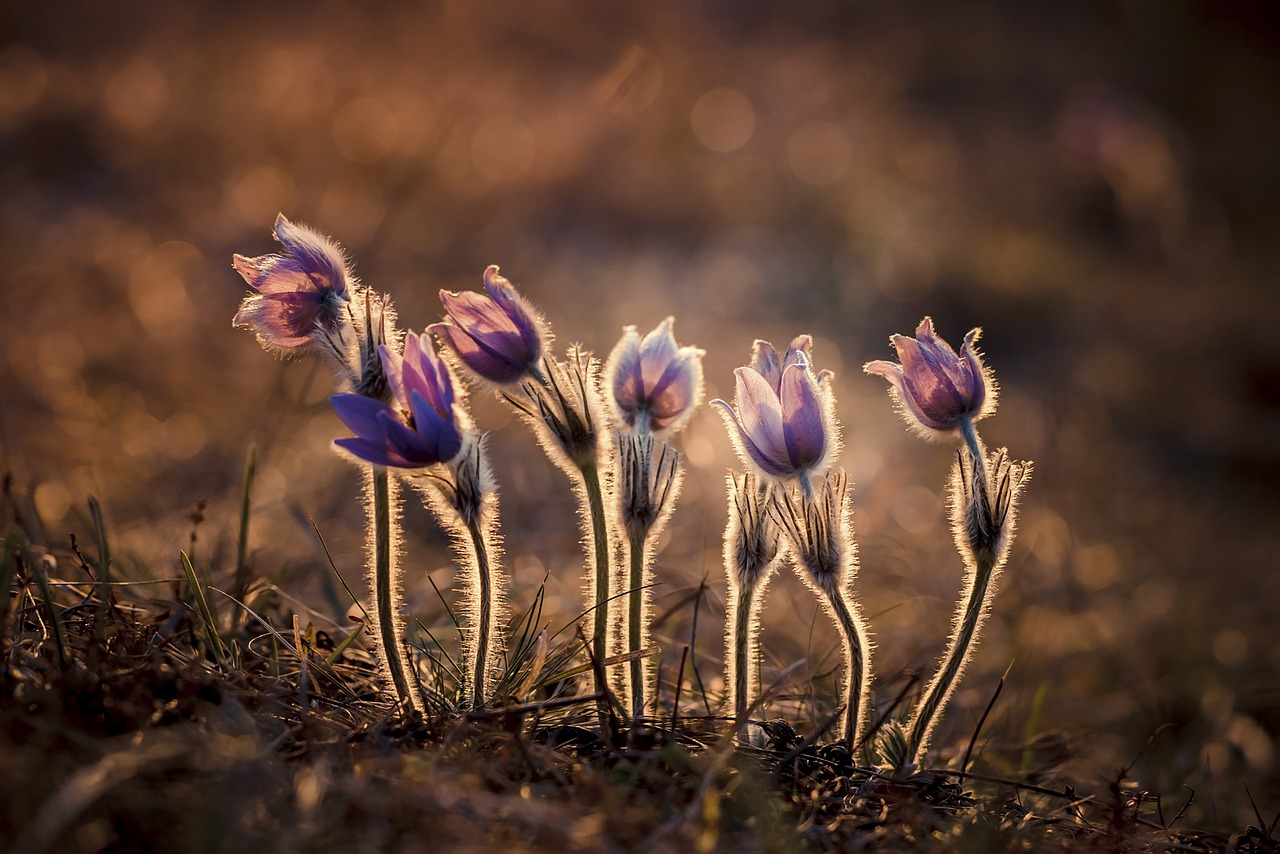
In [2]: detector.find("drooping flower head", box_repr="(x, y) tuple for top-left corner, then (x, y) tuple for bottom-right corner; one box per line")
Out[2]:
(330, 331), (464, 469)
(233, 214), (354, 355)
(864, 317), (996, 438)
(605, 317), (705, 434)
(429, 265), (547, 386)
(713, 335), (837, 494)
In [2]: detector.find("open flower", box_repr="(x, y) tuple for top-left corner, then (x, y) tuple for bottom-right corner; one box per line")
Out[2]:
(428, 265), (546, 386)
(330, 332), (463, 468)
(232, 214), (353, 353)
(864, 317), (995, 437)
(605, 317), (704, 434)
(714, 337), (834, 491)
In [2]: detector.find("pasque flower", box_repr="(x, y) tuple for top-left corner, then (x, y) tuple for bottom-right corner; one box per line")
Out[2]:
(429, 265), (546, 386)
(605, 317), (704, 434)
(864, 317), (995, 437)
(714, 336), (834, 490)
(330, 331), (463, 468)
(233, 213), (353, 353)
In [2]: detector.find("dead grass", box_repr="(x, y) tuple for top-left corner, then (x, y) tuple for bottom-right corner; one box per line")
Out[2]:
(2, 502), (1272, 854)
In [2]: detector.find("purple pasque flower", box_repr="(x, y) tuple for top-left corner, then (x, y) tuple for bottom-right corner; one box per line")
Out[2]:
(605, 317), (705, 434)
(713, 337), (834, 490)
(428, 265), (546, 386)
(233, 213), (353, 352)
(864, 317), (996, 437)
(330, 331), (464, 468)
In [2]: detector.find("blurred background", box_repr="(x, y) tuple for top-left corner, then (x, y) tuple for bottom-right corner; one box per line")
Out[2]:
(2, 0), (1277, 830)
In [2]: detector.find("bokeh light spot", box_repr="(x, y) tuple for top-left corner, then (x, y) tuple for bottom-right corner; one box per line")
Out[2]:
(788, 121), (852, 185)
(0, 45), (48, 117)
(691, 87), (756, 153)
(471, 116), (537, 182)
(34, 481), (72, 525)
(1212, 629), (1248, 668)
(332, 97), (400, 164)
(102, 58), (169, 131)
(228, 165), (298, 226)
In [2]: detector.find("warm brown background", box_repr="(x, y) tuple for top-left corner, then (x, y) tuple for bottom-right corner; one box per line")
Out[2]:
(2, 0), (1277, 829)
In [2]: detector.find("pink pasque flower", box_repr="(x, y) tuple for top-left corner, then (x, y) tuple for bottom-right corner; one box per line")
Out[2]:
(232, 214), (353, 353)
(605, 317), (704, 434)
(864, 317), (996, 437)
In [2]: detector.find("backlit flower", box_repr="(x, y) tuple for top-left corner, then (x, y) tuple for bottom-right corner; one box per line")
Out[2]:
(713, 337), (834, 490)
(429, 265), (546, 386)
(864, 317), (995, 437)
(330, 332), (463, 468)
(233, 213), (353, 354)
(605, 317), (704, 434)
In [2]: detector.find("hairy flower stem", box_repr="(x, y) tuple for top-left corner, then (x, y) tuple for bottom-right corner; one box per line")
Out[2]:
(626, 528), (648, 719)
(905, 550), (996, 764)
(580, 463), (611, 697)
(370, 468), (416, 712)
(827, 590), (871, 744)
(730, 581), (763, 730)
(465, 515), (494, 711)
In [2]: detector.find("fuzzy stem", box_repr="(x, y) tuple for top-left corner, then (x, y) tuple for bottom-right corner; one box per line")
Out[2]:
(826, 588), (871, 744)
(371, 467), (415, 712)
(465, 514), (493, 710)
(730, 580), (762, 733)
(905, 549), (997, 764)
(580, 463), (611, 699)
(960, 417), (985, 467)
(627, 527), (648, 719)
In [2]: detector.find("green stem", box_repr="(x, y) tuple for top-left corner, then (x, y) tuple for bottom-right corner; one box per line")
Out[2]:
(466, 514), (493, 710)
(905, 550), (997, 763)
(827, 589), (870, 745)
(627, 527), (647, 719)
(372, 468), (414, 711)
(580, 464), (611, 702)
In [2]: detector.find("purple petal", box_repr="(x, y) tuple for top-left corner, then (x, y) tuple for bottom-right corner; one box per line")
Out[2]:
(482, 265), (543, 359)
(733, 368), (792, 475)
(712, 399), (794, 478)
(329, 394), (393, 442)
(608, 327), (644, 420)
(272, 213), (350, 298)
(783, 335), (814, 371)
(409, 390), (462, 461)
(646, 349), (701, 429)
(232, 294), (316, 348)
(638, 317), (678, 389)
(378, 343), (406, 408)
(430, 318), (529, 385)
(334, 437), (408, 468)
(780, 363), (827, 469)
(750, 340), (781, 395)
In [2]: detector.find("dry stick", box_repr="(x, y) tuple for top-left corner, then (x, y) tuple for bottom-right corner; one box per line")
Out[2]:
(960, 659), (1014, 775)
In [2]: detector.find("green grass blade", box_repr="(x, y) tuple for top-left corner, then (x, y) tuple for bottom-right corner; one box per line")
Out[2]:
(87, 496), (112, 644)
(180, 550), (228, 669)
